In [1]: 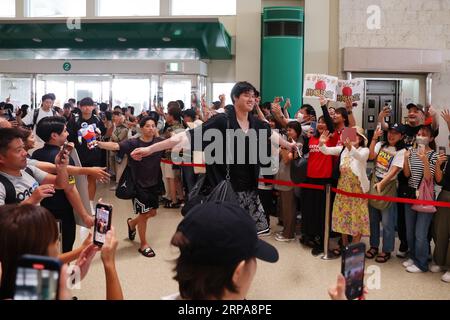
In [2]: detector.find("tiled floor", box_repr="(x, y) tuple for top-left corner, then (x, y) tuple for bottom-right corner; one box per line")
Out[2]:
(75, 184), (450, 300)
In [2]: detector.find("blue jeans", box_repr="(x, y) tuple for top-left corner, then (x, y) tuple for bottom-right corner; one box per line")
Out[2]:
(369, 204), (397, 253)
(181, 166), (197, 194)
(404, 204), (433, 271)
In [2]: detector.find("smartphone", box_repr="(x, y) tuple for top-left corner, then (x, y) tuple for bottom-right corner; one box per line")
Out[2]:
(62, 141), (74, 154)
(295, 143), (303, 158)
(55, 219), (63, 254)
(418, 143), (426, 154)
(341, 243), (366, 300)
(310, 121), (317, 135)
(94, 203), (113, 246)
(342, 127), (357, 143)
(439, 146), (446, 155)
(13, 255), (61, 300)
(376, 122), (382, 131)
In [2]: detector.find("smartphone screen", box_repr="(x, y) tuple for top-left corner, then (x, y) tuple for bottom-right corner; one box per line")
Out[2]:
(341, 243), (366, 300)
(418, 144), (426, 154)
(14, 255), (61, 300)
(310, 121), (317, 135)
(55, 219), (63, 255)
(94, 203), (112, 246)
(439, 146), (446, 155)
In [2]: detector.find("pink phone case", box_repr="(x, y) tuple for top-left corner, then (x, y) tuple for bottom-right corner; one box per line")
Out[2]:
(342, 127), (357, 142)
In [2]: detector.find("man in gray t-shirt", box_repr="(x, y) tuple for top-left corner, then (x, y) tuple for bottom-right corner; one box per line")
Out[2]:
(0, 128), (69, 205)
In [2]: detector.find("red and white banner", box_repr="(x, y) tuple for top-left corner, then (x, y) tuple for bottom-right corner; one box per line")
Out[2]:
(303, 74), (338, 101)
(337, 79), (365, 104)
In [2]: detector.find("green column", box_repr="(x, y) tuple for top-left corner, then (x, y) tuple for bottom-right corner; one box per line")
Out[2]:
(261, 7), (304, 117)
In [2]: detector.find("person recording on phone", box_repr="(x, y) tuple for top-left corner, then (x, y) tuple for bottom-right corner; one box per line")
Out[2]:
(432, 135), (450, 283)
(32, 116), (94, 253)
(319, 127), (370, 255)
(0, 128), (69, 206)
(402, 125), (438, 273)
(0, 204), (123, 300)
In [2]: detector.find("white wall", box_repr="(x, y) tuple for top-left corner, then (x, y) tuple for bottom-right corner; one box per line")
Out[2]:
(339, 0), (450, 148)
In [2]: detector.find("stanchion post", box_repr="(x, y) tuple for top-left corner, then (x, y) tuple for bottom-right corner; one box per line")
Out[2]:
(322, 184), (338, 260)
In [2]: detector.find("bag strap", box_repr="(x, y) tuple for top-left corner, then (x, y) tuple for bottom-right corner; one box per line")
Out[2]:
(24, 166), (34, 179)
(225, 113), (231, 182)
(0, 173), (17, 204)
(417, 151), (435, 187)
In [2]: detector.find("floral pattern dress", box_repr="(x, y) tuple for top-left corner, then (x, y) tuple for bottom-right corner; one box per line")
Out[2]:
(332, 154), (370, 236)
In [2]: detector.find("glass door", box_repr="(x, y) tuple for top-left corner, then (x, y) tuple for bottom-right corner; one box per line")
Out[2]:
(111, 77), (151, 114)
(0, 75), (33, 108)
(162, 76), (193, 112)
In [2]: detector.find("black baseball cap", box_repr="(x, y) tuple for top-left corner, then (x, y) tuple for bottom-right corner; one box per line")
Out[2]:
(79, 97), (95, 107)
(388, 123), (406, 134)
(177, 201), (279, 266)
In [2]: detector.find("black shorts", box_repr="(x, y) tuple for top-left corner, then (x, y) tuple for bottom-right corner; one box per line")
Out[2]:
(132, 185), (159, 214)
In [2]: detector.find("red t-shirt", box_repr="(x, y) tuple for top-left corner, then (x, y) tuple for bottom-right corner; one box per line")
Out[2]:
(306, 136), (336, 179)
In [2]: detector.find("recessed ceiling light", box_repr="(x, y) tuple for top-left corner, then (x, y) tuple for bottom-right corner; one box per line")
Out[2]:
(117, 37), (127, 42)
(32, 38), (42, 43)
(74, 37), (84, 42)
(162, 37), (171, 42)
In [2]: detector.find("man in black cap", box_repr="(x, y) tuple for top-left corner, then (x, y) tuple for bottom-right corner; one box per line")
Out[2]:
(167, 201), (279, 300)
(67, 97), (106, 208)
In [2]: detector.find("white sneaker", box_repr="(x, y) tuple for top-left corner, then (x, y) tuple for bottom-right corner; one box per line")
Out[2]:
(274, 233), (295, 242)
(429, 264), (445, 273)
(441, 271), (450, 283)
(257, 229), (271, 237)
(402, 259), (414, 268)
(406, 265), (424, 273)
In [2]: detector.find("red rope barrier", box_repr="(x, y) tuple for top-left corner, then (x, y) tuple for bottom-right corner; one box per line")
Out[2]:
(160, 159), (450, 208)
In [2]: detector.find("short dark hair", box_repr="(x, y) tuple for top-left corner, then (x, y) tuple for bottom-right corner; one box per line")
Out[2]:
(171, 232), (239, 300)
(0, 128), (24, 155)
(230, 81), (256, 103)
(36, 116), (66, 143)
(112, 111), (122, 117)
(113, 105), (122, 111)
(0, 204), (58, 300)
(212, 101), (221, 110)
(16, 127), (32, 142)
(100, 103), (108, 112)
(63, 103), (72, 110)
(261, 102), (271, 110)
(42, 93), (55, 102)
(301, 104), (316, 116)
(168, 103), (182, 122)
(79, 97), (95, 107)
(127, 106), (135, 115)
(68, 98), (76, 104)
(183, 109), (196, 121)
(176, 100), (185, 110)
(139, 116), (156, 128)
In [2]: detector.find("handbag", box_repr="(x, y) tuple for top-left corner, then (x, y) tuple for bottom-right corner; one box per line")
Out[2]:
(181, 113), (238, 216)
(290, 156), (307, 184)
(368, 173), (397, 210)
(115, 165), (136, 200)
(411, 177), (437, 213)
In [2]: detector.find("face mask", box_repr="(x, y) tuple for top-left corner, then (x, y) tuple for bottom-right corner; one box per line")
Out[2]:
(416, 136), (430, 145)
(297, 113), (304, 122)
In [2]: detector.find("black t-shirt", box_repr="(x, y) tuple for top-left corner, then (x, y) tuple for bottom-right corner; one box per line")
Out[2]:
(188, 107), (272, 192)
(31, 144), (75, 212)
(67, 115), (106, 166)
(403, 125), (421, 148)
(119, 137), (165, 188)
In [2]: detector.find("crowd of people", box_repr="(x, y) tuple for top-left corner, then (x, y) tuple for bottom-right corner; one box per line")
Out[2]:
(0, 79), (449, 301)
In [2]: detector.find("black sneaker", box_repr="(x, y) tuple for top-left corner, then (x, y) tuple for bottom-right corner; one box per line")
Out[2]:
(311, 246), (324, 256)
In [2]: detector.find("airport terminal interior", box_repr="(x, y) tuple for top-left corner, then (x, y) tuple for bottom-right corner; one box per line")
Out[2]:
(1, 0), (450, 300)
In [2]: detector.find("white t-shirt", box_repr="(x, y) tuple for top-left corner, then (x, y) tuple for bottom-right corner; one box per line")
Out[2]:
(0, 165), (48, 205)
(374, 142), (405, 180)
(22, 108), (55, 127)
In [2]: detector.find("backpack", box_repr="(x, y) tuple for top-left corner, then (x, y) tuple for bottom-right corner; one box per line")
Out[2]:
(33, 108), (57, 128)
(0, 167), (35, 204)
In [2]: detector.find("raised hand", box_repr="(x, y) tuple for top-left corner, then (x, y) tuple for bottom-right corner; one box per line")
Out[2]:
(319, 130), (330, 146)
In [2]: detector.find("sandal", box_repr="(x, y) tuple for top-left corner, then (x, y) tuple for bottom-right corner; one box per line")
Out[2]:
(138, 247), (156, 258)
(365, 247), (379, 259)
(127, 218), (136, 241)
(375, 252), (391, 263)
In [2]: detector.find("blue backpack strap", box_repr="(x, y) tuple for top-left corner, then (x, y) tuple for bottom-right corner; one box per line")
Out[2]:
(0, 174), (17, 204)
